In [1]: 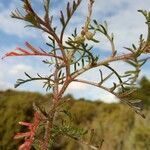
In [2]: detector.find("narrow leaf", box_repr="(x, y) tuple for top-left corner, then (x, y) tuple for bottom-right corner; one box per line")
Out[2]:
(60, 11), (65, 26)
(67, 2), (71, 18)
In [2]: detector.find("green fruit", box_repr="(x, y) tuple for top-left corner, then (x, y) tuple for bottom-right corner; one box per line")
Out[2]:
(85, 31), (94, 40)
(74, 36), (85, 44)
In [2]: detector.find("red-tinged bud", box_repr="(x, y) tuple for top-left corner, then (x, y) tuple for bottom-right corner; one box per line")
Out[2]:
(19, 122), (32, 127)
(19, 139), (32, 150)
(16, 47), (31, 54)
(2, 52), (20, 59)
(25, 42), (39, 53)
(14, 132), (31, 139)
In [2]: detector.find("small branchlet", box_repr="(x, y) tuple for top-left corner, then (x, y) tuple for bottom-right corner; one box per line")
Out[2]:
(60, 0), (82, 41)
(138, 10), (150, 44)
(91, 20), (116, 56)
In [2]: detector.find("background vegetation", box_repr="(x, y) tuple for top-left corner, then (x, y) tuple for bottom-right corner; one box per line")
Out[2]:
(0, 77), (150, 150)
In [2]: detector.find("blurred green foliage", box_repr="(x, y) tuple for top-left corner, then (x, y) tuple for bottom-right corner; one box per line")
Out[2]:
(0, 77), (150, 150)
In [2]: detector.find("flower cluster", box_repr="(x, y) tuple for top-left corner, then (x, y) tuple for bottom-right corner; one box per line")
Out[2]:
(14, 112), (41, 150)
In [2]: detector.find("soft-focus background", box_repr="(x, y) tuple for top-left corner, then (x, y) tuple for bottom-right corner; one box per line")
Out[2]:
(0, 0), (150, 149)
(0, 77), (150, 149)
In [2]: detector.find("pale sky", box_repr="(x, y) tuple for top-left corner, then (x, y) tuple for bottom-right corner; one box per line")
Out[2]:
(0, 0), (150, 102)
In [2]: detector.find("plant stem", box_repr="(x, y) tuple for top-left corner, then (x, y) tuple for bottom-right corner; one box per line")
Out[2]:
(41, 104), (56, 150)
